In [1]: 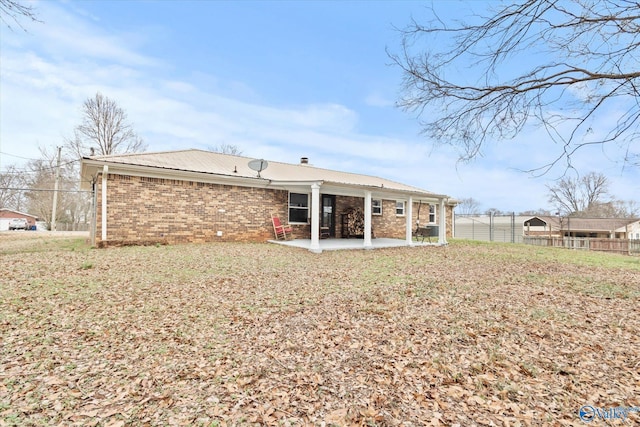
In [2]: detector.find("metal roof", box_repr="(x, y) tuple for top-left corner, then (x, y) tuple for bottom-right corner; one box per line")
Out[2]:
(80, 149), (449, 199)
(525, 216), (638, 232)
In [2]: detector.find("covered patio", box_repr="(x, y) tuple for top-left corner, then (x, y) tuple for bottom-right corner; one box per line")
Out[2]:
(269, 237), (440, 251)
(276, 180), (451, 253)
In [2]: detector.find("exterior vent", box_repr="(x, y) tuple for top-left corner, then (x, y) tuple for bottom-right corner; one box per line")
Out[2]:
(300, 157), (309, 164)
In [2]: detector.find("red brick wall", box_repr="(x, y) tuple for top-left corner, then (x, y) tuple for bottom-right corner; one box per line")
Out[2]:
(97, 174), (288, 245)
(96, 173), (455, 245)
(331, 198), (454, 239)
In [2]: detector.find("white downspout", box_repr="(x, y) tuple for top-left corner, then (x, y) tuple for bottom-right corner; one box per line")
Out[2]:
(309, 183), (321, 253)
(101, 165), (108, 242)
(438, 197), (448, 245)
(406, 196), (413, 245)
(363, 190), (372, 249)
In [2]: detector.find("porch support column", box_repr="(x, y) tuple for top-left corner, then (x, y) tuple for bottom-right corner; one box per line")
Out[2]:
(438, 197), (448, 245)
(101, 165), (108, 242)
(90, 178), (97, 247)
(363, 190), (373, 249)
(406, 196), (413, 245)
(309, 182), (322, 253)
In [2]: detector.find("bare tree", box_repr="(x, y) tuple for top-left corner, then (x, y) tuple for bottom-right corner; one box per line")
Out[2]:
(208, 143), (243, 156)
(456, 197), (482, 215)
(579, 199), (640, 218)
(67, 92), (147, 159)
(390, 0), (640, 172)
(23, 146), (90, 230)
(547, 171), (610, 215)
(485, 208), (505, 216)
(519, 208), (554, 216)
(0, 164), (27, 210)
(0, 0), (39, 31)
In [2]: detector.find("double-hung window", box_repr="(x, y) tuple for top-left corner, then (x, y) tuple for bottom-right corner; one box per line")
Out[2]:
(372, 199), (382, 215)
(289, 192), (309, 223)
(429, 204), (436, 223)
(395, 201), (405, 216)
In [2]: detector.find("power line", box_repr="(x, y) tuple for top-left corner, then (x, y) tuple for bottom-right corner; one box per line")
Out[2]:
(0, 158), (82, 175)
(0, 151), (41, 161)
(0, 187), (91, 193)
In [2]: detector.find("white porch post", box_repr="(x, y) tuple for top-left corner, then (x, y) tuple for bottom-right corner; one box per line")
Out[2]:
(363, 190), (372, 249)
(90, 178), (97, 247)
(309, 183), (321, 253)
(438, 197), (448, 245)
(406, 196), (413, 245)
(101, 165), (108, 242)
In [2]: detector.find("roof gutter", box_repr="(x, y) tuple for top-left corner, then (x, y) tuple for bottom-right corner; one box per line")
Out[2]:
(80, 158), (272, 190)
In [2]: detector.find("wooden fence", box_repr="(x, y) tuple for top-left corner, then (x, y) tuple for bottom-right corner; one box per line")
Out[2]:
(523, 237), (640, 256)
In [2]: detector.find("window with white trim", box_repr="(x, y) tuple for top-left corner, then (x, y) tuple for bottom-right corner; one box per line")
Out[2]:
(372, 199), (382, 215)
(429, 204), (436, 223)
(289, 192), (309, 223)
(395, 200), (405, 216)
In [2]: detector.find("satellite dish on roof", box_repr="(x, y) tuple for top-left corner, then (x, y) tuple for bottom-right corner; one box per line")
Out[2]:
(248, 159), (268, 177)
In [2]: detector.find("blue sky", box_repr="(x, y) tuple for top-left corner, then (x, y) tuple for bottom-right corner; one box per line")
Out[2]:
(1, 0), (638, 214)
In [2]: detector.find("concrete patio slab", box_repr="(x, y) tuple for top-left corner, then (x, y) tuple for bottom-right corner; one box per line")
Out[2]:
(268, 237), (440, 252)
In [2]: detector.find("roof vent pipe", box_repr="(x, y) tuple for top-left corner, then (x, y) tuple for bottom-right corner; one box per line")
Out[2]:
(300, 157), (309, 164)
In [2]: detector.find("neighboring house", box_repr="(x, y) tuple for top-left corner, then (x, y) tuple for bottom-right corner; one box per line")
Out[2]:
(617, 219), (640, 240)
(0, 209), (38, 231)
(523, 216), (639, 239)
(80, 150), (456, 252)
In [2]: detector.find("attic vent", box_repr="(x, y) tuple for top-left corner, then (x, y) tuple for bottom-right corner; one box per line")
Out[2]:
(300, 157), (309, 164)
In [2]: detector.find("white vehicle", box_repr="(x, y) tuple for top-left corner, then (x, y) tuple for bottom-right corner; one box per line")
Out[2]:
(8, 218), (29, 230)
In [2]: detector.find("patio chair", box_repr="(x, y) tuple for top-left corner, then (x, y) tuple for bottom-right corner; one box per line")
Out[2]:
(271, 214), (293, 240)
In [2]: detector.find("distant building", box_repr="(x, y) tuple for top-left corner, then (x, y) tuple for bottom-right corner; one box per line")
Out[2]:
(454, 214), (640, 243)
(524, 216), (640, 239)
(0, 209), (38, 231)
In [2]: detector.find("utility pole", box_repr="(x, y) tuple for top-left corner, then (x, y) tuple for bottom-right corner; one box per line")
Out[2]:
(51, 146), (62, 231)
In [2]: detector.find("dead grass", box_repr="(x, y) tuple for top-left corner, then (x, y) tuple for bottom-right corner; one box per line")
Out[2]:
(1, 235), (639, 426)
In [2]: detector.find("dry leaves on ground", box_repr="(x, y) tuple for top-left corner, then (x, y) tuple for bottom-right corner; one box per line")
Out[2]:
(1, 235), (639, 426)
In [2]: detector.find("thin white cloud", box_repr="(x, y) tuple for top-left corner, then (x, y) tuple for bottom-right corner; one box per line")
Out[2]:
(364, 92), (394, 108)
(1, 1), (637, 215)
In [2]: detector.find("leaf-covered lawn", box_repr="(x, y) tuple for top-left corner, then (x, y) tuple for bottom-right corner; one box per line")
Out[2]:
(1, 235), (639, 426)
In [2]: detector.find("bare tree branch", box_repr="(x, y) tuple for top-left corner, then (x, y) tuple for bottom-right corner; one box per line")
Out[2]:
(390, 0), (640, 171)
(456, 197), (482, 215)
(67, 92), (147, 158)
(547, 171), (611, 215)
(0, 0), (40, 31)
(208, 143), (243, 156)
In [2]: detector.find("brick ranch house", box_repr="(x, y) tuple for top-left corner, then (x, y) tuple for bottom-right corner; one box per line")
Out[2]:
(80, 149), (456, 252)
(0, 209), (38, 231)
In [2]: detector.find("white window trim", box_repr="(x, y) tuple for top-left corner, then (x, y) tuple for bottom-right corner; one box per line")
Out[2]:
(288, 192), (310, 224)
(395, 200), (405, 216)
(428, 204), (437, 224)
(372, 199), (382, 216)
